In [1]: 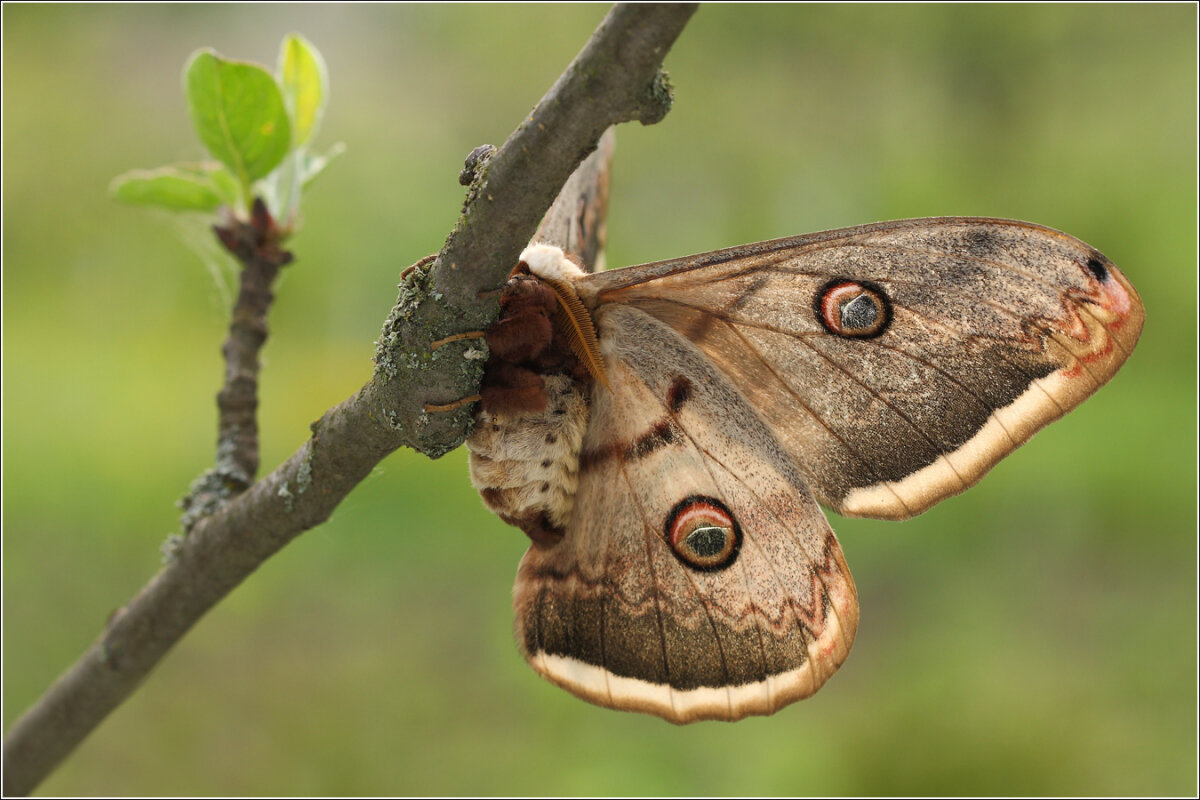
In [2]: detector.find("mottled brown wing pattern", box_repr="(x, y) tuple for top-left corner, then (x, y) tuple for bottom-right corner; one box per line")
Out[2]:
(576, 218), (1144, 519)
(472, 218), (1142, 724)
(513, 305), (858, 723)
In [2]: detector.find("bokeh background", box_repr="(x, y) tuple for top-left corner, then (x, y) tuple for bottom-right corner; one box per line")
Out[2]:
(3, 4), (1195, 795)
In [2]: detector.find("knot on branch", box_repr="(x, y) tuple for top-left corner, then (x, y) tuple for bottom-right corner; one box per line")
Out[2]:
(375, 254), (440, 383)
(372, 253), (487, 455)
(459, 144), (498, 214)
(636, 69), (675, 125)
(459, 144), (497, 186)
(213, 198), (295, 269)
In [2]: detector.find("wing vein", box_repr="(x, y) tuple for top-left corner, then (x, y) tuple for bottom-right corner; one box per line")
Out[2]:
(723, 316), (962, 501)
(662, 387), (842, 699)
(629, 308), (914, 514)
(646, 292), (1066, 444)
(614, 454), (733, 710)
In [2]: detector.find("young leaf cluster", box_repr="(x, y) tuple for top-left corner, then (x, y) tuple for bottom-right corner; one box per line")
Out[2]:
(110, 33), (343, 234)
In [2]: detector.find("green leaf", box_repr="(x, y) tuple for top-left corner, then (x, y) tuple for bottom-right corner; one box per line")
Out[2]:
(300, 142), (346, 188)
(109, 165), (235, 211)
(278, 33), (328, 147)
(205, 164), (242, 208)
(184, 49), (291, 195)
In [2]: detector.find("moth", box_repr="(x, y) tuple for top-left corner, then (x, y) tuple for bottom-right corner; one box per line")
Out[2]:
(463, 217), (1143, 723)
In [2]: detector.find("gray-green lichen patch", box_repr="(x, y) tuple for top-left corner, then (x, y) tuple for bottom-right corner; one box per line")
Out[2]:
(374, 255), (440, 381)
(212, 437), (251, 489)
(160, 532), (185, 564)
(295, 449), (313, 495)
(178, 467), (238, 532)
(370, 239), (498, 458)
(277, 480), (294, 512)
(641, 69), (675, 124)
(372, 252), (489, 444)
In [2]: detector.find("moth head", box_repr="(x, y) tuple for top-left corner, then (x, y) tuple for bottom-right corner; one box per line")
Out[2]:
(518, 243), (588, 284)
(514, 243), (609, 390)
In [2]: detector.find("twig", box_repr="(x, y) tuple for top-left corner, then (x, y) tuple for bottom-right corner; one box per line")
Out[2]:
(180, 198), (293, 530)
(0, 4), (696, 795)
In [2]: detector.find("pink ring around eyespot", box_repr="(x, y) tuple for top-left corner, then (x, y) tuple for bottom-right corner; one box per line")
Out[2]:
(664, 495), (742, 571)
(820, 282), (865, 333)
(815, 277), (892, 338)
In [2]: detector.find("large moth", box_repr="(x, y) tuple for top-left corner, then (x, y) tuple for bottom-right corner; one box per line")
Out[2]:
(464, 217), (1143, 723)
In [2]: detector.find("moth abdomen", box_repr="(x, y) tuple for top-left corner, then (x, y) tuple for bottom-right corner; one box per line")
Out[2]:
(468, 244), (623, 545)
(468, 278), (591, 544)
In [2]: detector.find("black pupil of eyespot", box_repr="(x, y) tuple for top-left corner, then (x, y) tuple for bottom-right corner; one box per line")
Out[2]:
(1086, 257), (1109, 281)
(841, 293), (878, 330)
(685, 525), (728, 558)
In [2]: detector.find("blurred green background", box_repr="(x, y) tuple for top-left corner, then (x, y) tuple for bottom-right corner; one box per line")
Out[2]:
(3, 4), (1195, 796)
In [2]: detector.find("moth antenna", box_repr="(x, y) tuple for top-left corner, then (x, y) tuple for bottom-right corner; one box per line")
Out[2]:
(540, 275), (609, 390)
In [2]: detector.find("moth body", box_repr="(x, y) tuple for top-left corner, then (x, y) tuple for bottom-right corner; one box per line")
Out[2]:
(466, 256), (596, 547)
(520, 243), (589, 286)
(467, 373), (589, 546)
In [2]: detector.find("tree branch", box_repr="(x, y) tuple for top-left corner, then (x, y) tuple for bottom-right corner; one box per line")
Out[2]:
(374, 3), (695, 459)
(0, 4), (697, 795)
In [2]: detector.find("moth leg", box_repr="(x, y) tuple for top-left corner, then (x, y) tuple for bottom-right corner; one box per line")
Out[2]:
(399, 252), (438, 280)
(423, 394), (482, 413)
(429, 330), (486, 350)
(423, 330), (487, 411)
